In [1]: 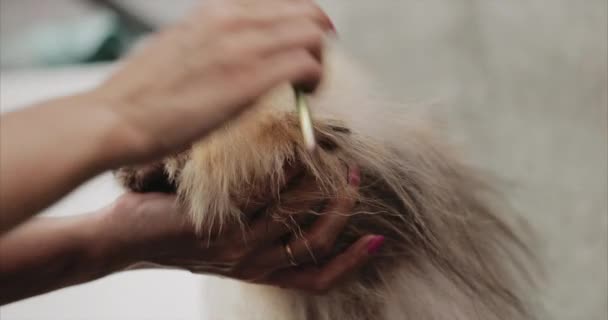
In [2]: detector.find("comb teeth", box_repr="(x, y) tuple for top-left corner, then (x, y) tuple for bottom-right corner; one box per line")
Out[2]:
(295, 89), (316, 152)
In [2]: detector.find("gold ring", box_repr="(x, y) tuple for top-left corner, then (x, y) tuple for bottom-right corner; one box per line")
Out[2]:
(283, 241), (299, 267)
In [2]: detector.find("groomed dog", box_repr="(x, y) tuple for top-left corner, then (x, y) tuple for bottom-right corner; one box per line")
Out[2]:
(116, 44), (536, 320)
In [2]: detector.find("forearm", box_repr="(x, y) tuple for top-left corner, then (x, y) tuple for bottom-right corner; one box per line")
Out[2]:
(0, 93), (133, 233)
(0, 212), (127, 305)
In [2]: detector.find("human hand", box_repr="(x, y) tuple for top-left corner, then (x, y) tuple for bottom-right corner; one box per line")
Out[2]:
(90, 0), (334, 164)
(99, 166), (384, 293)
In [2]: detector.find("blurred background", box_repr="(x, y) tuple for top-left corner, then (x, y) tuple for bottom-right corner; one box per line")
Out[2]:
(1, 0), (606, 319)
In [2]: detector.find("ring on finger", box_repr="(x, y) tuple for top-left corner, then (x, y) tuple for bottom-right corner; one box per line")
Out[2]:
(283, 240), (300, 267)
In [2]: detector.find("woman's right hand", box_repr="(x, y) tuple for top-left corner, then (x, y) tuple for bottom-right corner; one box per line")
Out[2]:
(90, 0), (334, 164)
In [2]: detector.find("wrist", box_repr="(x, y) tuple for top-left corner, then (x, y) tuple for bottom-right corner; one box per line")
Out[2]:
(69, 90), (151, 170)
(97, 194), (194, 270)
(80, 209), (136, 275)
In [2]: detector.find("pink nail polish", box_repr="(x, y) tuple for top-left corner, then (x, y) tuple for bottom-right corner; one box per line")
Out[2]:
(348, 166), (361, 187)
(367, 236), (385, 254)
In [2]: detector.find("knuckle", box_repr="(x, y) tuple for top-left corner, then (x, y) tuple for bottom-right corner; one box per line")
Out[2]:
(310, 236), (334, 258)
(208, 8), (244, 31)
(213, 51), (254, 80)
(305, 4), (331, 28)
(292, 56), (321, 79)
(301, 53), (322, 69)
(216, 39), (240, 57)
(287, 48), (307, 59)
(202, 5), (229, 27)
(301, 30), (324, 49)
(344, 255), (361, 270)
(307, 62), (323, 77)
(225, 63), (257, 89)
(298, 2), (322, 18)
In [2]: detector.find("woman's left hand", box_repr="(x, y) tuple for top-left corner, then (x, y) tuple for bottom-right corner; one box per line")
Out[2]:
(99, 171), (383, 293)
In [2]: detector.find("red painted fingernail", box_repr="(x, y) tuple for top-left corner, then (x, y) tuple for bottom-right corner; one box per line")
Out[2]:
(367, 236), (385, 254)
(348, 166), (361, 187)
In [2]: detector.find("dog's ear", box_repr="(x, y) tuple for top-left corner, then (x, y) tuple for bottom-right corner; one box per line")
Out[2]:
(114, 161), (176, 193)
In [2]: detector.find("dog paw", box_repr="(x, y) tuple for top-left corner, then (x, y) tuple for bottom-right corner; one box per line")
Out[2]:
(114, 161), (176, 193)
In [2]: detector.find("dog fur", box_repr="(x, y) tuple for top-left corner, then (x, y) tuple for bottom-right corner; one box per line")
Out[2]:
(116, 44), (536, 320)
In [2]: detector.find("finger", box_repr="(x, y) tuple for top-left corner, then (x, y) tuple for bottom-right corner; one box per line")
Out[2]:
(263, 19), (325, 66)
(239, 173), (324, 247)
(288, 165), (361, 264)
(264, 234), (385, 294)
(250, 165), (360, 269)
(238, 159), (305, 218)
(220, 18), (325, 64)
(203, 160), (305, 238)
(245, 48), (323, 102)
(182, 47), (323, 108)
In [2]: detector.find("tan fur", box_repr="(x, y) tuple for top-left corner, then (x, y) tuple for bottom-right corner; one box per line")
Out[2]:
(117, 44), (537, 320)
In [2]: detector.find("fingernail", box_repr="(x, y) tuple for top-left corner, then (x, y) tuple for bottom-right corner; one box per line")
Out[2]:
(348, 166), (361, 187)
(367, 236), (385, 255)
(326, 17), (338, 37)
(329, 21), (338, 34)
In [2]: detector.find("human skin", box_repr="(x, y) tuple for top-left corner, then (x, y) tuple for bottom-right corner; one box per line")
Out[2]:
(0, 177), (382, 305)
(0, 0), (334, 231)
(0, 0), (383, 305)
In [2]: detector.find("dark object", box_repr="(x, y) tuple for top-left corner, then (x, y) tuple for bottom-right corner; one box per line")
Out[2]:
(84, 0), (156, 63)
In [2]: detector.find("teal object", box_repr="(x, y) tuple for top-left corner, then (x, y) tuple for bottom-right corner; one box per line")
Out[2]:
(84, 14), (145, 63)
(0, 10), (149, 68)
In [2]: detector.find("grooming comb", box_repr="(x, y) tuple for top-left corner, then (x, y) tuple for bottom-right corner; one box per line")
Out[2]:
(295, 88), (316, 152)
